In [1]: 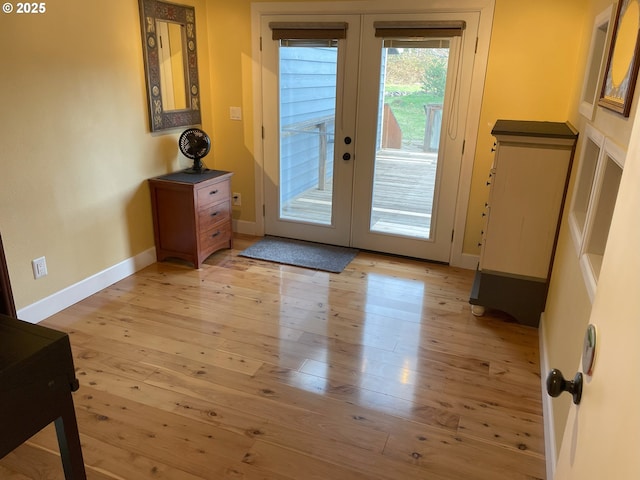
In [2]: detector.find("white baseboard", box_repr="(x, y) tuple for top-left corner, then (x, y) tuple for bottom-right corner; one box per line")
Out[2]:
(17, 247), (157, 324)
(539, 314), (557, 480)
(233, 219), (260, 236)
(450, 252), (479, 270)
(17, 221), (262, 324)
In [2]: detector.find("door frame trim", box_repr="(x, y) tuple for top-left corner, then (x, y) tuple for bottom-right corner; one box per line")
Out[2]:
(251, 0), (495, 267)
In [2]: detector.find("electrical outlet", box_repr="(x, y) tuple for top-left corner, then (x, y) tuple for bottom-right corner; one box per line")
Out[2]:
(232, 192), (242, 206)
(32, 256), (48, 279)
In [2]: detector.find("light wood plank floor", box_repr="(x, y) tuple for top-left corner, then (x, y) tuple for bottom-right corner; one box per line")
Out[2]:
(1, 235), (545, 479)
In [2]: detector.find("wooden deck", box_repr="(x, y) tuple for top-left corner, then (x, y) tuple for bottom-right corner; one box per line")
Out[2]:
(281, 149), (437, 239)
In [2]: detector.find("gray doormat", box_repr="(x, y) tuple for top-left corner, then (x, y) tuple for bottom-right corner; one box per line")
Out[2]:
(239, 236), (358, 273)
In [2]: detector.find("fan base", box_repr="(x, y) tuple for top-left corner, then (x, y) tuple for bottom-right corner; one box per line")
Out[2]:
(184, 158), (208, 174)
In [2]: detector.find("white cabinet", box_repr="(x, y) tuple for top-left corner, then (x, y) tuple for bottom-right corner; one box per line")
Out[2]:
(470, 120), (578, 326)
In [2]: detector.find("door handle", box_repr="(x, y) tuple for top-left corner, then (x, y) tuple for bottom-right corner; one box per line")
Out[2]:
(546, 368), (583, 404)
(343, 153), (351, 161)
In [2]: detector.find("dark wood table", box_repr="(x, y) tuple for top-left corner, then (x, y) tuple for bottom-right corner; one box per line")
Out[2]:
(0, 314), (86, 478)
(0, 234), (16, 318)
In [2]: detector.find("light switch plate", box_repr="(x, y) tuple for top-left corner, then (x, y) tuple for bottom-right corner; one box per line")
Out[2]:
(230, 106), (242, 121)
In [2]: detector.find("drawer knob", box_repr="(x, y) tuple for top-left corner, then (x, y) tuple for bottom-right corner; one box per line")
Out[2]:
(211, 211), (219, 217)
(209, 189), (219, 195)
(211, 231), (221, 238)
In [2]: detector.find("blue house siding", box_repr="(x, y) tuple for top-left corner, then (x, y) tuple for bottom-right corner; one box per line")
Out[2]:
(279, 47), (337, 205)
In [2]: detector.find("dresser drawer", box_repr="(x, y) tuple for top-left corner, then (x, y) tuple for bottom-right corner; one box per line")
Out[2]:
(196, 180), (230, 207)
(200, 223), (232, 253)
(198, 201), (231, 231)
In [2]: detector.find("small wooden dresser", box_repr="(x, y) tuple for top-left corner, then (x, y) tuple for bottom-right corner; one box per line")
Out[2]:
(149, 170), (233, 268)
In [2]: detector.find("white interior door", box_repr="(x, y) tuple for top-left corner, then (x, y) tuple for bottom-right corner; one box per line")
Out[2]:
(553, 111), (640, 476)
(262, 12), (479, 262)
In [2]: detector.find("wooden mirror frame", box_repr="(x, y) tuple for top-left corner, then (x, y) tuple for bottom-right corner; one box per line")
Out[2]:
(138, 0), (202, 132)
(598, 0), (640, 117)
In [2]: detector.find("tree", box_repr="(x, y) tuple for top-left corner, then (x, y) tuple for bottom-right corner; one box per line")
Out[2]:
(421, 50), (449, 99)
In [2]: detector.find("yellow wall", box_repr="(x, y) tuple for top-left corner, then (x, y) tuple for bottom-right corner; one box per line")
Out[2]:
(463, 0), (588, 252)
(0, 0), (211, 309)
(206, 2), (257, 222)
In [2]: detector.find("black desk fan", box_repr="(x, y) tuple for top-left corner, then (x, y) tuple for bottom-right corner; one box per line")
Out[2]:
(179, 128), (211, 174)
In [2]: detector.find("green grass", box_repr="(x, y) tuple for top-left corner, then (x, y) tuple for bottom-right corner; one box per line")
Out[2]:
(385, 91), (442, 147)
(385, 84), (422, 94)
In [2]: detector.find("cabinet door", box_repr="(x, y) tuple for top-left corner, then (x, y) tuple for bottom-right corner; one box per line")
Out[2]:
(481, 142), (571, 279)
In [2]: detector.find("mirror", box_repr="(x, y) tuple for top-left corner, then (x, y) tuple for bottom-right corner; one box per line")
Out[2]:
(138, 0), (202, 132)
(157, 20), (188, 110)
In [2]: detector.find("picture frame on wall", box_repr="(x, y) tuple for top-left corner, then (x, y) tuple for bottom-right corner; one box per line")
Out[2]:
(598, 0), (640, 117)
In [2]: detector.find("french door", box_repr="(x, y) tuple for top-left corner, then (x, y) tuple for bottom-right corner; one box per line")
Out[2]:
(262, 12), (479, 262)
(262, 16), (360, 247)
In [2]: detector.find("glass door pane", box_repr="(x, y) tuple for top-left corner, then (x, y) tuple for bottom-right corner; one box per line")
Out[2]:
(370, 40), (450, 240)
(279, 43), (337, 226)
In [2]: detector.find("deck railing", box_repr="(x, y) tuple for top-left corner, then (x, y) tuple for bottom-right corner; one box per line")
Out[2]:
(281, 115), (335, 191)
